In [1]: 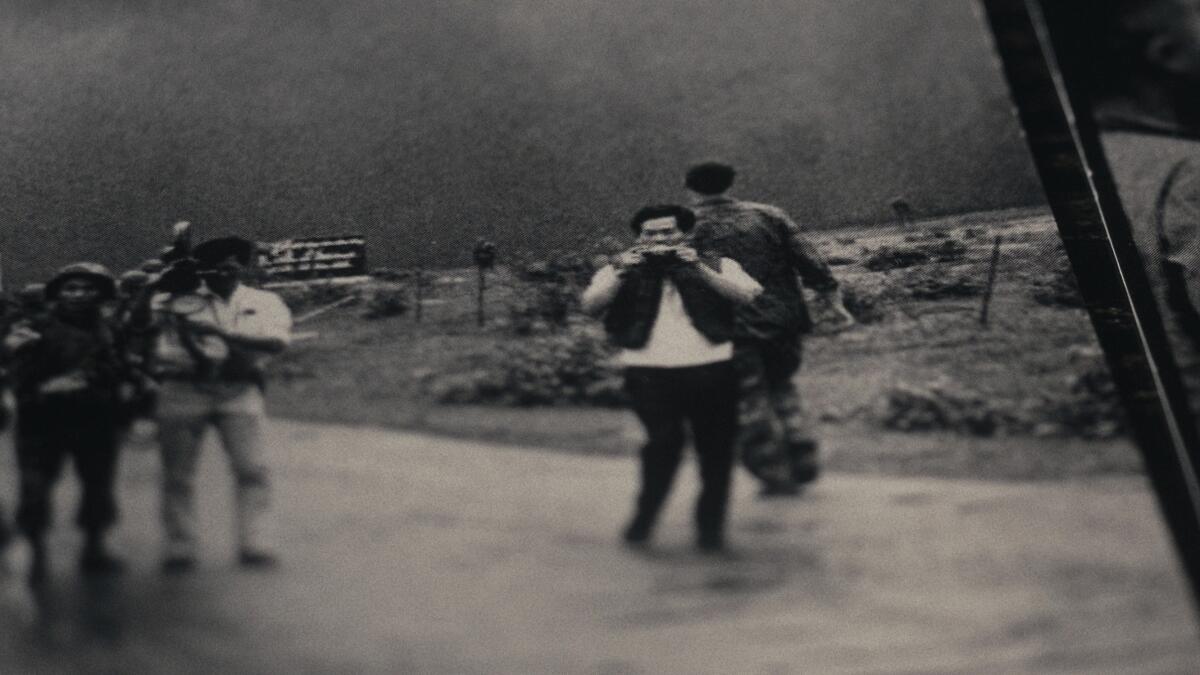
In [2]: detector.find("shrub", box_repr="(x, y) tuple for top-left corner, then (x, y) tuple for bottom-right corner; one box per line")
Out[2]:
(838, 276), (893, 324)
(423, 319), (624, 406)
(362, 284), (410, 319)
(878, 378), (1020, 436)
(876, 355), (1127, 440)
(1031, 256), (1084, 308)
(863, 246), (929, 271)
(507, 254), (598, 334)
(1037, 347), (1127, 439)
(863, 239), (968, 272)
(903, 268), (983, 300)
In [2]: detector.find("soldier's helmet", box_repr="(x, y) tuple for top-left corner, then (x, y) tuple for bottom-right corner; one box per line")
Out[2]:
(45, 262), (117, 301)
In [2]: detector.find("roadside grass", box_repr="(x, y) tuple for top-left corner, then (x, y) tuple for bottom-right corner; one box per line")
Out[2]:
(266, 209), (1146, 481)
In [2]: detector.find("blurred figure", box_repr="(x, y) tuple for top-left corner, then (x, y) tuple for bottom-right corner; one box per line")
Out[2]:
(687, 162), (854, 496)
(147, 236), (291, 572)
(1059, 0), (1200, 433)
(116, 270), (151, 319)
(15, 283), (48, 321)
(2, 264), (132, 584)
(583, 205), (761, 552)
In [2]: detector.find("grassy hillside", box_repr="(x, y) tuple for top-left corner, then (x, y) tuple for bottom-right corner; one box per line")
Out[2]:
(265, 210), (1140, 481)
(0, 0), (1042, 285)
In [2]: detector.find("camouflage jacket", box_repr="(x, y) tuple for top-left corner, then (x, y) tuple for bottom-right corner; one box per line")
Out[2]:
(690, 196), (838, 341)
(3, 309), (131, 413)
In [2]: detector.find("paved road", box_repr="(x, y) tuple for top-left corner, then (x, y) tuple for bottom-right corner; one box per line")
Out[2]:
(1, 420), (1198, 674)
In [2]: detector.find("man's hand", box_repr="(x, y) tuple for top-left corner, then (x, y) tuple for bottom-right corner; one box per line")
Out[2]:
(614, 250), (644, 274)
(39, 370), (88, 394)
(3, 325), (41, 352)
(817, 289), (856, 331)
(675, 246), (700, 264)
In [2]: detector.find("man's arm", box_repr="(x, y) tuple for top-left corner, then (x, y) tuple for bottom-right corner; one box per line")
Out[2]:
(676, 252), (761, 305)
(180, 291), (291, 354)
(580, 264), (622, 316)
(766, 206), (839, 293)
(767, 207), (855, 326)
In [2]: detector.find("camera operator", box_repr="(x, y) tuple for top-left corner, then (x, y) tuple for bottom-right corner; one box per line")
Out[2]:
(2, 263), (134, 583)
(582, 205), (762, 553)
(147, 236), (292, 573)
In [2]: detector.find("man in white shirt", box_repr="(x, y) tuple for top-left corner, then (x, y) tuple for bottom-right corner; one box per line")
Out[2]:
(582, 205), (762, 553)
(150, 236), (292, 572)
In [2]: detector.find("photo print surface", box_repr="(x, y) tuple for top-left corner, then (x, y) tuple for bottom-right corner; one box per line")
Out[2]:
(0, 1), (1196, 672)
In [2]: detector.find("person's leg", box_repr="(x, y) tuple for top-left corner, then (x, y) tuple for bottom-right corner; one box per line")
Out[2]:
(685, 362), (739, 552)
(764, 339), (820, 485)
(623, 368), (687, 544)
(733, 344), (794, 493)
(14, 424), (66, 584)
(157, 413), (207, 570)
(0, 503), (10, 551)
(213, 411), (275, 565)
(71, 422), (123, 573)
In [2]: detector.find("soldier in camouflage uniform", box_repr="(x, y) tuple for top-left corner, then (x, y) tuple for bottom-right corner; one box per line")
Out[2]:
(3, 263), (134, 583)
(688, 162), (854, 496)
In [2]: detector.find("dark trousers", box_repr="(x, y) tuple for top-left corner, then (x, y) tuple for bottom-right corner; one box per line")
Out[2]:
(624, 361), (739, 540)
(0, 504), (10, 549)
(15, 410), (121, 540)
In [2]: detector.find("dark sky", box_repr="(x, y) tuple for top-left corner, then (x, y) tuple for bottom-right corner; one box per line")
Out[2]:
(0, 0), (1043, 283)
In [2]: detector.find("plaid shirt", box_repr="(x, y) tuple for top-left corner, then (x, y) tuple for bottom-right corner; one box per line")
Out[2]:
(690, 196), (837, 341)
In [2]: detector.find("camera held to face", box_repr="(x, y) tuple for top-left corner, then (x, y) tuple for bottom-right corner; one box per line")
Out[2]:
(631, 244), (685, 270)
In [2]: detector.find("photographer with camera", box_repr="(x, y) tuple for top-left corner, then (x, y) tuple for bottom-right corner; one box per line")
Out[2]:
(2, 263), (135, 584)
(145, 236), (292, 573)
(582, 204), (762, 553)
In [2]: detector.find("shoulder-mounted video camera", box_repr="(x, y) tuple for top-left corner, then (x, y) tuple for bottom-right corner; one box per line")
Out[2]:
(152, 258), (209, 316)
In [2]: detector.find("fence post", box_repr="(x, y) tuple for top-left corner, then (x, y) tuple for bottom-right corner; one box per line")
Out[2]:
(477, 267), (486, 327)
(472, 239), (496, 328)
(414, 268), (424, 323)
(979, 235), (1003, 327)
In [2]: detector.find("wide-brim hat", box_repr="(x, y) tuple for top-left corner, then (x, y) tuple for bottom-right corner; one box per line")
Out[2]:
(193, 236), (257, 269)
(45, 262), (117, 301)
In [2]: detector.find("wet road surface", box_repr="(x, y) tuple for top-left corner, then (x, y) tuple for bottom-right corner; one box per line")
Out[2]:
(1, 420), (1198, 673)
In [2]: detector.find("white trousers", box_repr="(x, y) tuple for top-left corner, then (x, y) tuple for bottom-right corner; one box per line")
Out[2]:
(156, 382), (273, 557)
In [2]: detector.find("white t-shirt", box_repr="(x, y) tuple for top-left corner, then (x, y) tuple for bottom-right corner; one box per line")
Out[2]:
(586, 258), (758, 368)
(152, 284), (292, 415)
(152, 284), (293, 372)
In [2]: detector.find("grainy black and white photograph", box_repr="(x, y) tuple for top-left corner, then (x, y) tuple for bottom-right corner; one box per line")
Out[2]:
(0, 1), (1197, 672)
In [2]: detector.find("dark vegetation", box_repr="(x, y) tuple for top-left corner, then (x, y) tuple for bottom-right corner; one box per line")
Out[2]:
(265, 212), (1142, 480)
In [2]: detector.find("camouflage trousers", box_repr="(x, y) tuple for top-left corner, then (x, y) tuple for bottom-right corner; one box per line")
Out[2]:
(733, 341), (818, 487)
